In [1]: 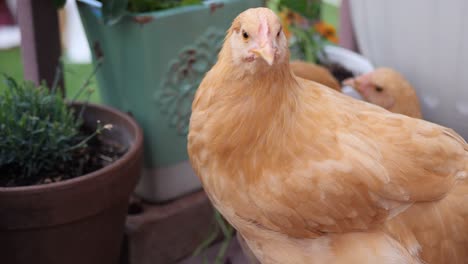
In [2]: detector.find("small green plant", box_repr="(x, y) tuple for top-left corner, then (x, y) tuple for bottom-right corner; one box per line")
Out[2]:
(0, 62), (108, 187)
(0, 77), (82, 183)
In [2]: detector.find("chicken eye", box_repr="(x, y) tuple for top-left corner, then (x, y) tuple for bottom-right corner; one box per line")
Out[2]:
(277, 28), (282, 37)
(242, 30), (249, 40)
(375, 86), (384, 92)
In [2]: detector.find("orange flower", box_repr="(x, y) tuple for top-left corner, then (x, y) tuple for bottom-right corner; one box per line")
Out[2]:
(291, 12), (308, 28)
(314, 21), (338, 43)
(279, 9), (293, 39)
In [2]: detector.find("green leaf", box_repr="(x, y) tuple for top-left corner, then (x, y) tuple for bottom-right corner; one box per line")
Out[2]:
(0, 73), (100, 185)
(180, 0), (202, 6)
(2, 74), (18, 90)
(267, 0), (281, 12)
(289, 26), (317, 63)
(102, 0), (129, 25)
(278, 0), (321, 20)
(53, 0), (67, 9)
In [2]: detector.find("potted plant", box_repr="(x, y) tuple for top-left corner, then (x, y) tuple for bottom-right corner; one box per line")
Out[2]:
(0, 68), (144, 264)
(76, 0), (265, 203)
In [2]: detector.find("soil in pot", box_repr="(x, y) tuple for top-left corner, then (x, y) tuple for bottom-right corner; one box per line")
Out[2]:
(0, 125), (127, 187)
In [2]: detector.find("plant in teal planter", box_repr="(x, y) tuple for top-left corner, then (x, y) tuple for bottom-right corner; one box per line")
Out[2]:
(77, 0), (264, 202)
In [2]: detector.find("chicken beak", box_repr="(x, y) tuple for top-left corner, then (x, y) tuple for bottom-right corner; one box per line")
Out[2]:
(343, 73), (372, 93)
(252, 44), (275, 66)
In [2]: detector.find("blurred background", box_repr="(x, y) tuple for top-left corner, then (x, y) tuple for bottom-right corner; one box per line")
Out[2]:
(0, 0), (100, 101)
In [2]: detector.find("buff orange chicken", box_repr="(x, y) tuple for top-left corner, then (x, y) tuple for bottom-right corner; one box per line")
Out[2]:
(188, 8), (468, 264)
(290, 60), (341, 92)
(343, 68), (422, 118)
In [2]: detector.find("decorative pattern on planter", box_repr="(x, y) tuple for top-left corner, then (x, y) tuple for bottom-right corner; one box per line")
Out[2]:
(155, 27), (224, 136)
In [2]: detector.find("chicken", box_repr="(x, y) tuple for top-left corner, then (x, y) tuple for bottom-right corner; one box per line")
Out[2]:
(343, 68), (422, 118)
(290, 60), (341, 91)
(188, 7), (468, 264)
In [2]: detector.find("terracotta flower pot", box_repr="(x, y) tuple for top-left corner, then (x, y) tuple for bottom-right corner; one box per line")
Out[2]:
(0, 103), (144, 264)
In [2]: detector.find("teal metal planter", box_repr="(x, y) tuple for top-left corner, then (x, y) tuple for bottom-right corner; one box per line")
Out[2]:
(78, 0), (264, 202)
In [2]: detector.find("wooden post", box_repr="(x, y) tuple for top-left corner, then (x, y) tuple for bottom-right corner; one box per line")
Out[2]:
(17, 0), (64, 92)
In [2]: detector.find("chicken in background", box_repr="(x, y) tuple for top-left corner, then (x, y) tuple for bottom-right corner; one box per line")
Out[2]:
(188, 7), (468, 264)
(343, 68), (423, 118)
(290, 60), (341, 91)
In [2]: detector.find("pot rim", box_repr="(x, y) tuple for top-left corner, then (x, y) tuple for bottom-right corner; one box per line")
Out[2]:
(0, 102), (144, 194)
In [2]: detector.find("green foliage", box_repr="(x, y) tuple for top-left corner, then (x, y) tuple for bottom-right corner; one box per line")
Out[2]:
(193, 210), (234, 263)
(127, 0), (202, 13)
(102, 0), (129, 25)
(98, 0), (202, 25)
(0, 76), (85, 184)
(277, 0), (321, 20)
(53, 0), (67, 8)
(268, 0), (328, 63)
(289, 25), (326, 63)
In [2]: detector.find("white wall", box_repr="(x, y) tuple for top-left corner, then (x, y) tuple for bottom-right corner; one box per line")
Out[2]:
(350, 0), (468, 139)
